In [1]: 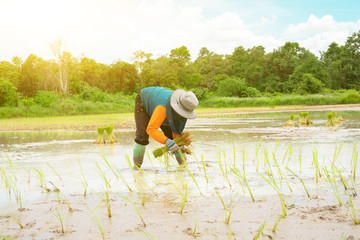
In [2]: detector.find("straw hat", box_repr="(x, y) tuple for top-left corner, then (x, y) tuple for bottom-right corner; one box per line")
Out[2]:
(170, 89), (198, 119)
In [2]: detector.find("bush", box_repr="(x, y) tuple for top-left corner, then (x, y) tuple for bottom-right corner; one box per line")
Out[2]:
(0, 78), (18, 106)
(78, 84), (107, 102)
(295, 74), (325, 94)
(341, 89), (360, 104)
(189, 88), (209, 100)
(33, 91), (60, 107)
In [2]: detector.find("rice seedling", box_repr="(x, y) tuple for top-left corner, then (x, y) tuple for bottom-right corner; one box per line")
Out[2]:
(332, 143), (343, 167)
(138, 228), (159, 240)
(298, 142), (303, 173)
(96, 189), (112, 218)
(192, 149), (202, 172)
(46, 162), (62, 181)
(232, 142), (236, 166)
(101, 156), (118, 179)
(209, 178), (226, 209)
(0, 234), (16, 240)
(254, 139), (263, 172)
(346, 192), (360, 225)
(349, 176), (357, 197)
(104, 125), (119, 143)
(192, 218), (199, 237)
(272, 212), (286, 232)
(12, 216), (24, 228)
(21, 166), (31, 184)
(115, 167), (133, 192)
(224, 192), (240, 224)
(230, 164), (253, 201)
(228, 224), (233, 240)
(34, 168), (46, 189)
(334, 166), (349, 191)
(145, 151), (155, 170)
(95, 162), (111, 189)
(153, 132), (192, 158)
(351, 144), (358, 181)
(116, 193), (146, 227)
(88, 208), (106, 240)
(216, 149), (232, 188)
(273, 140), (280, 155)
(78, 159), (88, 196)
(312, 149), (321, 183)
(323, 166), (343, 206)
(161, 171), (189, 214)
(286, 167), (310, 198)
(282, 114), (296, 127)
(94, 127), (106, 144)
(51, 207), (68, 234)
(182, 158), (202, 195)
(12, 184), (23, 211)
(261, 174), (287, 215)
(201, 154), (209, 184)
(262, 147), (274, 178)
(253, 221), (266, 240)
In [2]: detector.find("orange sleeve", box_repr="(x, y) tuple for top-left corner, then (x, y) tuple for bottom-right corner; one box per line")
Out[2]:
(146, 105), (171, 144)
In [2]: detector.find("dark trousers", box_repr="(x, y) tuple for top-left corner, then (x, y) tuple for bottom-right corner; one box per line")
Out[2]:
(134, 93), (173, 146)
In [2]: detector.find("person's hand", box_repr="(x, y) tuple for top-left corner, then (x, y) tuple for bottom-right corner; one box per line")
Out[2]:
(165, 139), (179, 153)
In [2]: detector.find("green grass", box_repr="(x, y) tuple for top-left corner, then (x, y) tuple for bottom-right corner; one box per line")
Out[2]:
(199, 92), (360, 108)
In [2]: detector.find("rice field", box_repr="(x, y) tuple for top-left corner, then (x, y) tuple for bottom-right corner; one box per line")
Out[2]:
(0, 107), (360, 239)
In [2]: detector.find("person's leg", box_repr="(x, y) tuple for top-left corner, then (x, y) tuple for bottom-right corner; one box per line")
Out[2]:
(160, 125), (185, 165)
(133, 93), (150, 169)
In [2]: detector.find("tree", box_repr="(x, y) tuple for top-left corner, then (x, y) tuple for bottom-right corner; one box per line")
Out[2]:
(50, 37), (69, 95)
(170, 46), (191, 67)
(19, 54), (44, 97)
(287, 53), (329, 92)
(0, 78), (18, 106)
(108, 60), (138, 93)
(131, 50), (152, 89)
(295, 73), (325, 94)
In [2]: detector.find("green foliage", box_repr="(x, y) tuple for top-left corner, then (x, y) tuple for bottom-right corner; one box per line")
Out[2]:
(189, 88), (209, 100)
(341, 89), (360, 104)
(215, 77), (261, 98)
(295, 74), (325, 94)
(0, 78), (18, 106)
(33, 91), (60, 107)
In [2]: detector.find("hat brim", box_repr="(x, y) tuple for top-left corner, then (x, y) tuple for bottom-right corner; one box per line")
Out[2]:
(170, 89), (197, 119)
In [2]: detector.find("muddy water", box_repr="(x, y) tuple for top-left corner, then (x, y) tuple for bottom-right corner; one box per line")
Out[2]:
(1, 109), (359, 208)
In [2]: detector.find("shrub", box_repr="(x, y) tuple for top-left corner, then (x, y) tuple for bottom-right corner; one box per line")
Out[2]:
(0, 78), (18, 106)
(189, 88), (209, 100)
(341, 89), (360, 104)
(33, 91), (60, 107)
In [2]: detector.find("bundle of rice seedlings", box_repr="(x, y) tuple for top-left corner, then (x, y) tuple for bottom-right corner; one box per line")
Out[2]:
(282, 114), (296, 127)
(105, 125), (119, 144)
(325, 111), (344, 127)
(325, 112), (336, 127)
(94, 127), (106, 144)
(297, 112), (313, 126)
(153, 132), (193, 158)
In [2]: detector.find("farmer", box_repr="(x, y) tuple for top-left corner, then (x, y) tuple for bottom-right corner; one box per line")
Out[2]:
(133, 86), (198, 169)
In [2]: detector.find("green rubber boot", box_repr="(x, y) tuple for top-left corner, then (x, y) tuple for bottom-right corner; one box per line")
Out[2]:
(133, 142), (146, 170)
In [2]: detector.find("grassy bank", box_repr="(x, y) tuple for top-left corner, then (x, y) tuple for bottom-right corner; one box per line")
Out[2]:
(199, 91), (360, 108)
(1, 91), (359, 120)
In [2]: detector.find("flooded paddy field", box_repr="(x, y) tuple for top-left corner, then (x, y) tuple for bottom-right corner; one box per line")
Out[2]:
(1, 107), (360, 240)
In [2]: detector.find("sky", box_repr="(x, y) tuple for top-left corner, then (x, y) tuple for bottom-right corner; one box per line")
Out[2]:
(0, 0), (359, 64)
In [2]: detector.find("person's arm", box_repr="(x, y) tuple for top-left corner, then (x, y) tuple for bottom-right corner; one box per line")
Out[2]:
(146, 105), (169, 144)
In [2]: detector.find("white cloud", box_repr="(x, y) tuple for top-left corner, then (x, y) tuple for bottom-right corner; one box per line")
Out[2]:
(284, 14), (360, 55)
(0, 0), (359, 63)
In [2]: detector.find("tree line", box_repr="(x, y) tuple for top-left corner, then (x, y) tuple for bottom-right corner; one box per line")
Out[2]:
(0, 30), (359, 107)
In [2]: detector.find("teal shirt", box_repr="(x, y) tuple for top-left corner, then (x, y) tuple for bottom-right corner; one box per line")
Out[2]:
(141, 87), (186, 135)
